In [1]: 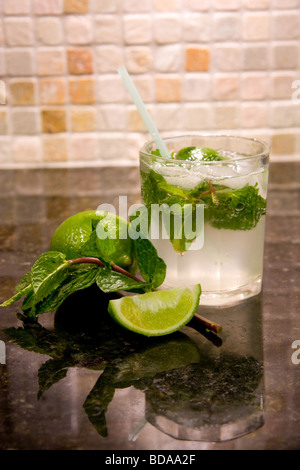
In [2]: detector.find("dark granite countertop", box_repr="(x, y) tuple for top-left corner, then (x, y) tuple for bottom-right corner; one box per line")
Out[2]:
(0, 162), (299, 450)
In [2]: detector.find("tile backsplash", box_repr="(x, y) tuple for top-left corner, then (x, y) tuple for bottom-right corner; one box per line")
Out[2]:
(0, 0), (300, 166)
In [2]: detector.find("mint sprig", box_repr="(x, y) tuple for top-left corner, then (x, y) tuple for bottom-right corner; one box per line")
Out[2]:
(0, 225), (167, 319)
(141, 168), (267, 252)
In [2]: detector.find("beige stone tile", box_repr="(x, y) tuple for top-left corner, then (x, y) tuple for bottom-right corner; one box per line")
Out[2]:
(243, 45), (269, 70)
(11, 109), (41, 135)
(213, 0), (240, 10)
(186, 0), (210, 10)
(155, 76), (181, 102)
(0, 111), (7, 135)
(42, 109), (67, 133)
(272, 44), (299, 70)
(213, 14), (241, 41)
(95, 46), (122, 73)
(213, 44), (241, 71)
(4, 18), (34, 46)
(271, 133), (296, 155)
(270, 103), (298, 128)
(70, 107), (97, 132)
(43, 136), (68, 162)
(243, 0), (270, 8)
(153, 15), (181, 44)
(39, 78), (66, 104)
(241, 103), (269, 128)
(69, 78), (96, 104)
(94, 15), (122, 44)
(98, 133), (128, 160)
(12, 137), (41, 163)
(67, 48), (93, 74)
(3, 0), (31, 14)
(273, 12), (300, 40)
(154, 45), (182, 72)
(33, 0), (63, 15)
(241, 73), (268, 100)
(0, 137), (11, 163)
(123, 0), (151, 11)
(98, 105), (126, 131)
(273, 0), (299, 8)
(183, 13), (211, 42)
(271, 72), (298, 99)
(124, 47), (152, 74)
(152, 104), (183, 131)
(183, 74), (211, 101)
(128, 107), (151, 132)
(123, 15), (152, 45)
(213, 103), (240, 129)
(154, 0), (180, 10)
(213, 73), (239, 100)
(93, 0), (120, 13)
(6, 49), (35, 76)
(97, 75), (126, 103)
(10, 80), (36, 106)
(37, 49), (65, 75)
(243, 13), (270, 41)
(183, 103), (213, 130)
(64, 0), (90, 13)
(65, 16), (93, 45)
(36, 17), (63, 45)
(70, 135), (99, 160)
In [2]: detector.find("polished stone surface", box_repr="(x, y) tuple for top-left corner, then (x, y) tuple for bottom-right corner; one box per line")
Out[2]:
(0, 162), (299, 450)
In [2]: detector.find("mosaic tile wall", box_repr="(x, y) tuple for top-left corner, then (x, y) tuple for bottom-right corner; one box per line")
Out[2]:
(0, 0), (300, 166)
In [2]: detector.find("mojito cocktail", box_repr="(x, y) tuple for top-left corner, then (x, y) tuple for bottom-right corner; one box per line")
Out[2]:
(139, 135), (269, 306)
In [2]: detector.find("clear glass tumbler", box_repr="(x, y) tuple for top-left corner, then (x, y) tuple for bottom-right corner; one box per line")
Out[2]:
(139, 135), (269, 306)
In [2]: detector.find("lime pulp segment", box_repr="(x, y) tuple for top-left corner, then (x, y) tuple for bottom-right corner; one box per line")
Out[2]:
(108, 285), (201, 337)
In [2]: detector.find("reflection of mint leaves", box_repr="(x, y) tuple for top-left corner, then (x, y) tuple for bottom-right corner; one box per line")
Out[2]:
(0, 223), (167, 318)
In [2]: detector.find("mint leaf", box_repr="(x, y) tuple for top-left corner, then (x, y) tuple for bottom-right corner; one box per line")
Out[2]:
(96, 268), (149, 293)
(33, 263), (99, 315)
(176, 146), (226, 161)
(203, 184), (266, 231)
(133, 238), (166, 289)
(31, 251), (69, 303)
(0, 284), (32, 308)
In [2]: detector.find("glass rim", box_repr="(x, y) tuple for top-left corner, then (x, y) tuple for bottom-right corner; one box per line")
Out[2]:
(139, 134), (270, 165)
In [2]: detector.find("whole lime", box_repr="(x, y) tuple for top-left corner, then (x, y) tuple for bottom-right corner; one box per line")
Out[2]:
(50, 210), (134, 269)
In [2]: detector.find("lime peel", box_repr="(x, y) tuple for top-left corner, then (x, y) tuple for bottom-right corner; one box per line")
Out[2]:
(108, 285), (201, 337)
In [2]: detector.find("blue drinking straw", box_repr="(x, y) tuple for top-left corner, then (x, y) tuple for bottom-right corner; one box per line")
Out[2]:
(117, 66), (171, 158)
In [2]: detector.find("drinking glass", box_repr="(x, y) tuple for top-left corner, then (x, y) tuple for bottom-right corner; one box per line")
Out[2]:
(139, 135), (269, 306)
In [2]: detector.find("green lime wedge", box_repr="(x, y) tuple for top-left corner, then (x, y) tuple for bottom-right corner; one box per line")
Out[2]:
(108, 285), (201, 337)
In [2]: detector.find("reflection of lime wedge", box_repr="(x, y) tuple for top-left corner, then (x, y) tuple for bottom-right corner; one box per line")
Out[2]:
(108, 285), (201, 337)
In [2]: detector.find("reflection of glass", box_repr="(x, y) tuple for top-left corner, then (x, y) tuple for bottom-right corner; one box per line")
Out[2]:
(140, 135), (269, 306)
(3, 287), (264, 443)
(146, 295), (265, 441)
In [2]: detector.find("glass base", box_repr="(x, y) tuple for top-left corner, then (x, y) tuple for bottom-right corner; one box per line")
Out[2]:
(199, 277), (263, 307)
(163, 277), (263, 307)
